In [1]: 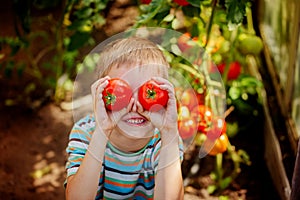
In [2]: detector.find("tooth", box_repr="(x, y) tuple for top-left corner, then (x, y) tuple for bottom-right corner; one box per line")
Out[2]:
(127, 119), (144, 124)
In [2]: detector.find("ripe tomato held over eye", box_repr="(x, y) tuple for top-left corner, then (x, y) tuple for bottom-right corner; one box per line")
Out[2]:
(102, 78), (132, 111)
(138, 80), (169, 111)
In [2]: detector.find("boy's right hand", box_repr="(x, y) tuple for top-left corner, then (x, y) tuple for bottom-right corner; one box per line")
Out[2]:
(91, 76), (134, 137)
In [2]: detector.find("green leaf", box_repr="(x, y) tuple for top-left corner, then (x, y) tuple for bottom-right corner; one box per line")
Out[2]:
(226, 121), (239, 137)
(162, 13), (175, 22)
(63, 50), (78, 70)
(135, 0), (169, 27)
(228, 86), (241, 100)
(92, 15), (106, 27)
(67, 32), (91, 51)
(186, 0), (203, 8)
(24, 83), (36, 94)
(219, 195), (229, 200)
(182, 5), (201, 17)
(207, 185), (217, 194)
(17, 63), (26, 77)
(220, 176), (232, 189)
(74, 7), (94, 19)
(225, 0), (251, 25)
(4, 61), (14, 78)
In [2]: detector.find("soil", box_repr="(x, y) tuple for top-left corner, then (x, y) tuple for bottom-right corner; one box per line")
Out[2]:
(0, 0), (288, 199)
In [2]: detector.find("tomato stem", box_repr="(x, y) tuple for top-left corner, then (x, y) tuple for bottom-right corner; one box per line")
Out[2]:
(146, 88), (156, 99)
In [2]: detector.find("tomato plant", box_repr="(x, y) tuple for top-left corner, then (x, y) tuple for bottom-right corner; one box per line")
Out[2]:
(138, 80), (169, 111)
(102, 78), (133, 111)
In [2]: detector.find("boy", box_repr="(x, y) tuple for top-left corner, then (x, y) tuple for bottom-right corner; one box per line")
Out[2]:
(65, 36), (184, 199)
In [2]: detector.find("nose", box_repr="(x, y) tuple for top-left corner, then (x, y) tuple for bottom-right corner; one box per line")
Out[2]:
(130, 89), (143, 113)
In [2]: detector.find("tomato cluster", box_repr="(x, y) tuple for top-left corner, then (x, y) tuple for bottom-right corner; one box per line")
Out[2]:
(176, 86), (228, 155)
(102, 78), (168, 111)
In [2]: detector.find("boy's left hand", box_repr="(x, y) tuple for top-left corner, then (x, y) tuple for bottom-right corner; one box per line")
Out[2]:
(137, 77), (179, 141)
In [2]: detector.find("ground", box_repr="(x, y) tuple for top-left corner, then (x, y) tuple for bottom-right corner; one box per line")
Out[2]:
(0, 104), (72, 199)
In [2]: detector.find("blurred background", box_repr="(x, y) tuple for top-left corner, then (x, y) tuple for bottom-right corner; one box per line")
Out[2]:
(0, 0), (299, 199)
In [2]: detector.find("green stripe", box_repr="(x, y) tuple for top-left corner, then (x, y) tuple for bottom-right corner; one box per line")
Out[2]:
(105, 176), (137, 185)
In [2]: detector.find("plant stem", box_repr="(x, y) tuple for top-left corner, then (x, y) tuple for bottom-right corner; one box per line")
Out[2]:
(204, 0), (218, 49)
(215, 153), (223, 183)
(246, 6), (255, 34)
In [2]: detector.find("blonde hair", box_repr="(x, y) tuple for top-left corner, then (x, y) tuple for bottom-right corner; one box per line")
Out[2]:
(97, 37), (169, 78)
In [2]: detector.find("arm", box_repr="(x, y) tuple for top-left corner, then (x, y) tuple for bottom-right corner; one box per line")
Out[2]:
(144, 77), (184, 199)
(154, 131), (184, 200)
(65, 127), (107, 200)
(66, 76), (131, 199)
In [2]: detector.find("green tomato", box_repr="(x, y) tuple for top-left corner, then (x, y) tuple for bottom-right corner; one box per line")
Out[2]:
(238, 34), (263, 55)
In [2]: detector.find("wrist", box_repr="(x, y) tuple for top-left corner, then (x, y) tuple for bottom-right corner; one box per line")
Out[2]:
(87, 126), (108, 162)
(157, 135), (180, 170)
(159, 127), (179, 142)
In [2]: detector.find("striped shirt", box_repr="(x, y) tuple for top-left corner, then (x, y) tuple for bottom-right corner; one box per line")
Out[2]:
(65, 115), (183, 200)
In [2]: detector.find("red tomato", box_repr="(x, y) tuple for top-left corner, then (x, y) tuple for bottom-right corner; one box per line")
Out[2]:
(102, 78), (133, 111)
(217, 61), (241, 80)
(190, 105), (212, 133)
(178, 117), (197, 139)
(206, 118), (226, 140)
(138, 80), (169, 111)
(174, 0), (189, 6)
(180, 88), (198, 110)
(140, 0), (151, 4)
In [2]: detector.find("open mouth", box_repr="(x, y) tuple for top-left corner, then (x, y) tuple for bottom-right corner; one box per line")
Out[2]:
(125, 118), (146, 125)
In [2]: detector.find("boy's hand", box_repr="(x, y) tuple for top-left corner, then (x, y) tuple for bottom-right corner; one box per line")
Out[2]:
(91, 76), (134, 136)
(137, 77), (179, 141)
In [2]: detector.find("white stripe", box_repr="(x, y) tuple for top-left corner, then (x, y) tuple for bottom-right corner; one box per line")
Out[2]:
(69, 140), (88, 149)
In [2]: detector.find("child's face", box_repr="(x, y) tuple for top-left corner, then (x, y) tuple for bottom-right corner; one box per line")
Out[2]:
(107, 63), (166, 138)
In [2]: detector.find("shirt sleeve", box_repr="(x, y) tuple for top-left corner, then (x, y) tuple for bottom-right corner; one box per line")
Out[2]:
(64, 115), (95, 183)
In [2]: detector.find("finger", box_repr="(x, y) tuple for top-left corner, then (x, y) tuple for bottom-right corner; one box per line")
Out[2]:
(91, 76), (110, 96)
(126, 97), (135, 113)
(136, 100), (144, 113)
(151, 76), (172, 86)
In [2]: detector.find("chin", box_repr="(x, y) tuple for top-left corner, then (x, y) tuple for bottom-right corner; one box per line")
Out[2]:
(117, 121), (154, 139)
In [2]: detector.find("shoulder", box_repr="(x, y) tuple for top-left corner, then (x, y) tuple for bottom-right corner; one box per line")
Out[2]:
(74, 114), (95, 130)
(69, 114), (95, 141)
